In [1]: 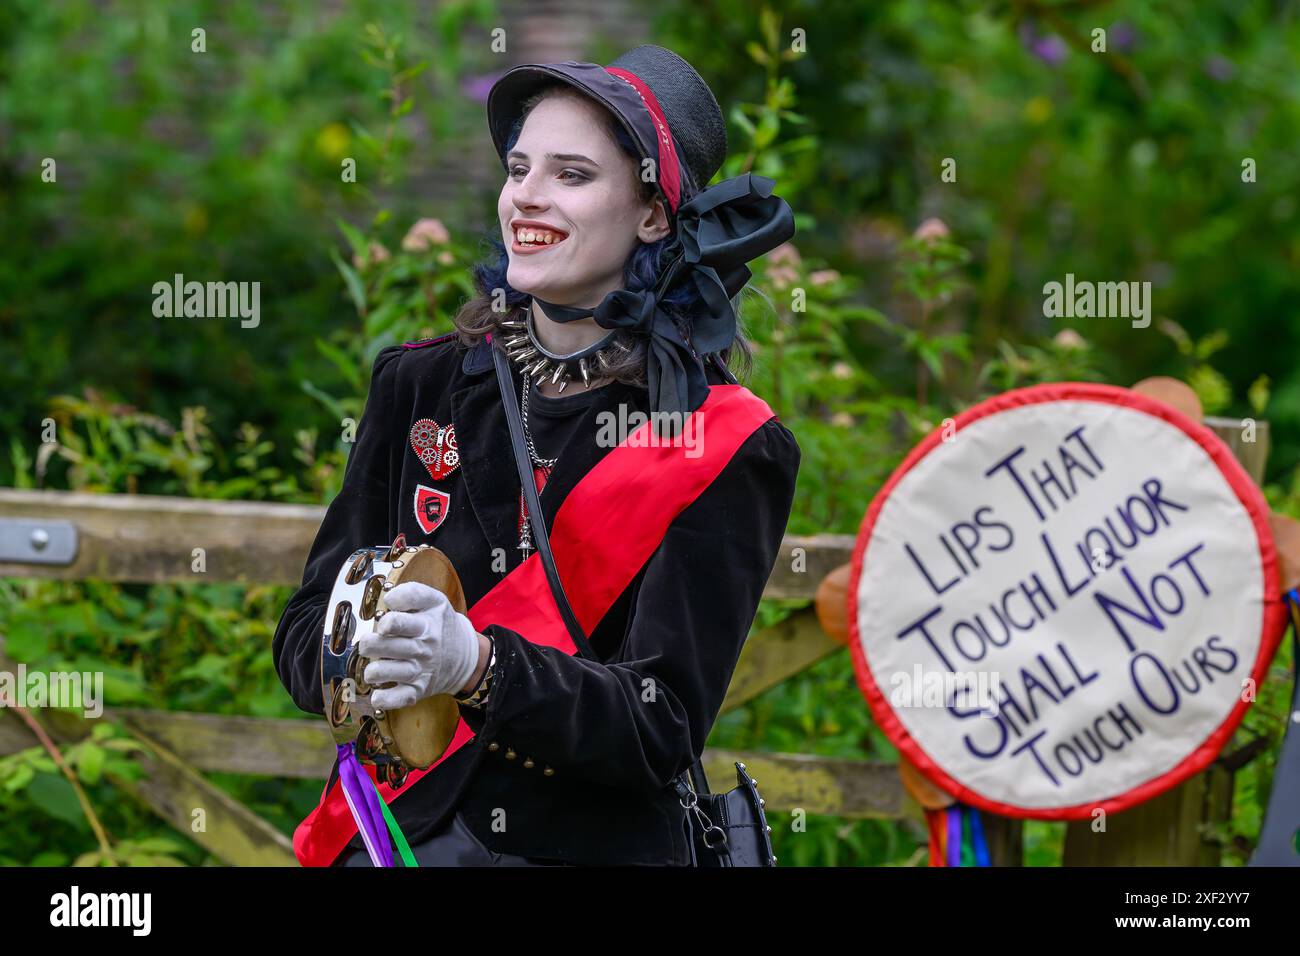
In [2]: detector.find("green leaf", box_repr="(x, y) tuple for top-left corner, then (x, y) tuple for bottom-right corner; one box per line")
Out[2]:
(329, 247), (368, 317)
(729, 104), (756, 139)
(1, 763), (35, 793)
(395, 62), (428, 83)
(314, 337), (363, 389)
(76, 743), (105, 785)
(26, 774), (87, 828)
(1194, 329), (1230, 361)
(3, 619), (50, 660)
(300, 380), (348, 422)
(177, 653), (231, 683)
(1188, 364), (1233, 414)
(335, 219), (368, 259)
(1247, 375), (1270, 416)
(754, 111), (780, 150)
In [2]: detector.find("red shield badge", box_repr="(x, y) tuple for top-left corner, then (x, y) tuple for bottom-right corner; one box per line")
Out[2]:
(413, 485), (450, 535)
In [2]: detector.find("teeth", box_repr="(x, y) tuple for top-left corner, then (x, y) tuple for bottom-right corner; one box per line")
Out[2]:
(515, 228), (565, 245)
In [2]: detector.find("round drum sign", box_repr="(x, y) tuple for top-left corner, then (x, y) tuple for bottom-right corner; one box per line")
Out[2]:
(847, 383), (1287, 818)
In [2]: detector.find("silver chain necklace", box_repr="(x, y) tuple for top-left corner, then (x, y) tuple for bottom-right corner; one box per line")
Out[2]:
(517, 374), (557, 558)
(520, 377), (558, 468)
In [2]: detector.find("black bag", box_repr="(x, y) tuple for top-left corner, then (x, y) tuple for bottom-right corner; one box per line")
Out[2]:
(674, 758), (777, 867)
(493, 342), (777, 867)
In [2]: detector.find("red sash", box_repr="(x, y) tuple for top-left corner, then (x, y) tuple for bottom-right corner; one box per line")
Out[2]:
(293, 383), (778, 866)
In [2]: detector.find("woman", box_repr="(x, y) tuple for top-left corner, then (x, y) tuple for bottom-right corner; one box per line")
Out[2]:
(273, 44), (801, 866)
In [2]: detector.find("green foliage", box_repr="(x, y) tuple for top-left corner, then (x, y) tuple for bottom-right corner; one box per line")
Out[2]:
(0, 0), (497, 490)
(35, 392), (341, 502)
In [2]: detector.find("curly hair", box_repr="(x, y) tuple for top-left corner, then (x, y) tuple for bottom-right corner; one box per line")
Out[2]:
(452, 81), (753, 387)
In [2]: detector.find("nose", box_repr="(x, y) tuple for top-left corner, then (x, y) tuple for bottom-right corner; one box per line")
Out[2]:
(511, 166), (550, 214)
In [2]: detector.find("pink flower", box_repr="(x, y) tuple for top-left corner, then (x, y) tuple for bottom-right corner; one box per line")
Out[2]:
(913, 218), (950, 244)
(353, 242), (390, 269)
(765, 242), (802, 288)
(1053, 328), (1087, 350)
(402, 217), (451, 251)
(768, 266), (799, 289)
(809, 269), (841, 287)
(768, 242), (802, 266)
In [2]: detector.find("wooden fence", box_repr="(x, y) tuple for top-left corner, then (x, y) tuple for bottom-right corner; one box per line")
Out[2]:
(0, 417), (1273, 865)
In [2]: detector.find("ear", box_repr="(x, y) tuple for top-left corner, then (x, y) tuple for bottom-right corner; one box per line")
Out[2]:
(635, 198), (672, 244)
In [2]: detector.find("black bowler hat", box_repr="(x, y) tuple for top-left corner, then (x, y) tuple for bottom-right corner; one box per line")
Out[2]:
(487, 44), (728, 217)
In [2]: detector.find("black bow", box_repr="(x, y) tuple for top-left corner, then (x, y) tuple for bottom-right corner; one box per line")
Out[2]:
(533, 172), (795, 423)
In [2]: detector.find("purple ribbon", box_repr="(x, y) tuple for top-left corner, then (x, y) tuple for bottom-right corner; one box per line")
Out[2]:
(946, 805), (963, 868)
(336, 743), (393, 867)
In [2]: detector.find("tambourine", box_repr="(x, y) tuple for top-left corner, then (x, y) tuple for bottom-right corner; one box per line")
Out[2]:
(320, 534), (465, 788)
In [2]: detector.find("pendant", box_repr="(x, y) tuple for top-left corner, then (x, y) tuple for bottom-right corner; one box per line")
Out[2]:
(516, 464), (551, 556)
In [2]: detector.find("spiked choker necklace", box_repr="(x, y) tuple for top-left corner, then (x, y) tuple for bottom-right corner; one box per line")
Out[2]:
(498, 301), (620, 394)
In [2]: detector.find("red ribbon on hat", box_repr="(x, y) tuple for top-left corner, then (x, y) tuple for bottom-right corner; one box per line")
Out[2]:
(605, 67), (684, 213)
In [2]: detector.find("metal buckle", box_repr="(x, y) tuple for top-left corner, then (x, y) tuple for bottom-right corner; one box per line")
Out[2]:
(678, 774), (727, 849)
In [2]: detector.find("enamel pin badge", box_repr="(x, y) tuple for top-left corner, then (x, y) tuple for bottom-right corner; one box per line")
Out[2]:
(409, 418), (460, 481)
(414, 485), (451, 535)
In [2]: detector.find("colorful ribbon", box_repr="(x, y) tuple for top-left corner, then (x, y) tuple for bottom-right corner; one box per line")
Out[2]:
(927, 803), (990, 867)
(946, 805), (962, 867)
(335, 743), (393, 867)
(967, 804), (991, 866)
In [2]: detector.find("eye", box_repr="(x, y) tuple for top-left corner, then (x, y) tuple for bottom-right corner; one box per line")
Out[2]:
(558, 169), (588, 183)
(508, 164), (527, 179)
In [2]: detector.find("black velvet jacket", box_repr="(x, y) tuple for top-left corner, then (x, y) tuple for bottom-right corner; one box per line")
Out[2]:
(272, 334), (800, 865)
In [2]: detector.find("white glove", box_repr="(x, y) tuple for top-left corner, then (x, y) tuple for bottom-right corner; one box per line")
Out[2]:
(356, 581), (481, 711)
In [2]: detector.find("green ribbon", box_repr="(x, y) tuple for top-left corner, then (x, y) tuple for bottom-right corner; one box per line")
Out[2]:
(367, 774), (418, 868)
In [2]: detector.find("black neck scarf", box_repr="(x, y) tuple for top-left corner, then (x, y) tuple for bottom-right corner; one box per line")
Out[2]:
(531, 172), (795, 425)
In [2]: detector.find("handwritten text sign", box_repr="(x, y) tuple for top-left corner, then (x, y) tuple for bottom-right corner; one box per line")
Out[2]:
(848, 384), (1286, 818)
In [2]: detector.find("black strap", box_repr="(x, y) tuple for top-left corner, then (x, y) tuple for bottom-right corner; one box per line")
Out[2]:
(709, 352), (739, 386)
(492, 341), (597, 660)
(491, 338), (710, 796)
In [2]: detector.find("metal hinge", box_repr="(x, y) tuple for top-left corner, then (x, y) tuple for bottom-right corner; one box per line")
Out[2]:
(0, 518), (79, 565)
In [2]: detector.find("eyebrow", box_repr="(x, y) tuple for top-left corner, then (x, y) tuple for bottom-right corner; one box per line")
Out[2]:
(506, 150), (601, 167)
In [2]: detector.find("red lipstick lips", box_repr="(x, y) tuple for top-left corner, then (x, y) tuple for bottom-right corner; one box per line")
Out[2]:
(510, 219), (569, 255)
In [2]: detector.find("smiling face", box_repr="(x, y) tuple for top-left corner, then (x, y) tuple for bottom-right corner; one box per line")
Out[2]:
(498, 91), (670, 307)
